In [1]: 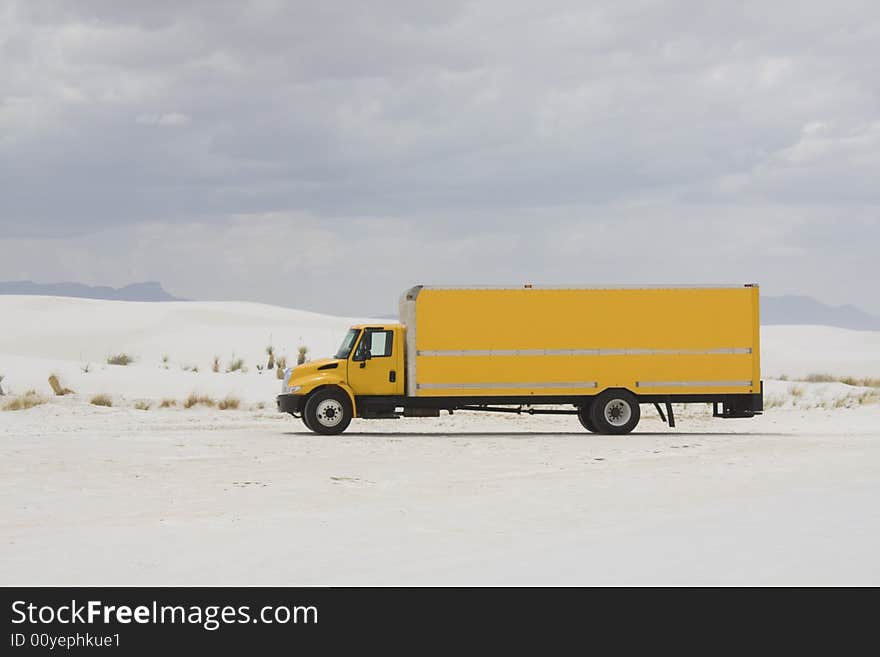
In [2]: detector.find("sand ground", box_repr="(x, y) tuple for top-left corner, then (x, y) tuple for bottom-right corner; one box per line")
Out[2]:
(3, 402), (878, 586)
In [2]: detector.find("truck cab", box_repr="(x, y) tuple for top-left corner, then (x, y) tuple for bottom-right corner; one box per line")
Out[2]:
(277, 324), (405, 432)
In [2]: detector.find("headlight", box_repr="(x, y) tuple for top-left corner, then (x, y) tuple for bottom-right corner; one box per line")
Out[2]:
(288, 385), (301, 393)
(280, 367), (296, 393)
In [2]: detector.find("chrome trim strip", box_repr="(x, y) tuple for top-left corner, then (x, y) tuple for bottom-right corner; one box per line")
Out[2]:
(417, 381), (598, 390)
(636, 380), (753, 388)
(418, 348), (752, 357)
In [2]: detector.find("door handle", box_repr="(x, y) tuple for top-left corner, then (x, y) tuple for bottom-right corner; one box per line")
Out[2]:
(389, 370), (396, 383)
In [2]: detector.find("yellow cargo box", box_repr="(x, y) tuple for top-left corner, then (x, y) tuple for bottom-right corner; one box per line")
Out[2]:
(400, 285), (760, 398)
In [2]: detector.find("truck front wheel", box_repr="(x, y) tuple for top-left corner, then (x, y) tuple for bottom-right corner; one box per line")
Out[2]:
(303, 389), (353, 435)
(589, 390), (640, 435)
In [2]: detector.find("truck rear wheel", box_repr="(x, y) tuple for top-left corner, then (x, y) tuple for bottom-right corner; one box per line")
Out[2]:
(303, 389), (352, 435)
(577, 404), (599, 433)
(589, 390), (640, 435)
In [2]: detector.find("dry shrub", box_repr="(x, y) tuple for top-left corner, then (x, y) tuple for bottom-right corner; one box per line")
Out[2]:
(107, 353), (134, 366)
(159, 398), (177, 408)
(763, 395), (786, 409)
(48, 374), (74, 396)
(212, 356), (220, 373)
(218, 396), (240, 410)
(2, 390), (46, 411)
(227, 357), (245, 373)
(90, 394), (113, 407)
(134, 400), (151, 411)
(266, 345), (275, 370)
(297, 345), (308, 365)
(184, 393), (216, 408)
(841, 376), (880, 388)
(794, 373), (880, 387)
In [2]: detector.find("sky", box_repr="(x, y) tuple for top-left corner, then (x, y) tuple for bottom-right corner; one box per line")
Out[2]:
(1, 0), (878, 316)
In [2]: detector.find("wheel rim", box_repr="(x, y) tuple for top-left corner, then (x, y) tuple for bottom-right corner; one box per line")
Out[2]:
(315, 399), (344, 427)
(603, 399), (632, 427)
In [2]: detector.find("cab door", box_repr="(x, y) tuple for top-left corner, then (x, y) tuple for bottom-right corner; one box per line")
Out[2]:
(347, 326), (404, 396)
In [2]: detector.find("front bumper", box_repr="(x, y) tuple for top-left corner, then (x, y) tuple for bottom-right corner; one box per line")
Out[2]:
(277, 393), (306, 414)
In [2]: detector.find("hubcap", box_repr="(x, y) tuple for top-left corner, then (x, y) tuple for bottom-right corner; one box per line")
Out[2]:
(315, 399), (344, 427)
(604, 399), (632, 427)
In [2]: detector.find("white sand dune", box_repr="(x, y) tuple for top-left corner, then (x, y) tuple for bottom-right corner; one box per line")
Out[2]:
(0, 295), (370, 403)
(762, 324), (880, 378)
(2, 296), (879, 585)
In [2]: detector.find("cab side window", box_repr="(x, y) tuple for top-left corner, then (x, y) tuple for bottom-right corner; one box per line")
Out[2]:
(354, 329), (393, 360)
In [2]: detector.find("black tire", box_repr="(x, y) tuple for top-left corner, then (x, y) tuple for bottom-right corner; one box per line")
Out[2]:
(301, 409), (315, 432)
(577, 404), (599, 433)
(303, 388), (352, 435)
(589, 389), (640, 435)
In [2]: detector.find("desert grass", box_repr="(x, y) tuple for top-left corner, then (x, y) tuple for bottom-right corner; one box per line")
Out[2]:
(48, 374), (74, 396)
(0, 373), (5, 396)
(816, 390), (880, 409)
(838, 376), (880, 387)
(182, 364), (199, 373)
(227, 356), (245, 373)
(81, 363), (91, 374)
(106, 353), (134, 366)
(2, 390), (46, 411)
(266, 345), (275, 370)
(763, 395), (786, 409)
(794, 373), (880, 387)
(218, 396), (241, 410)
(184, 393), (216, 408)
(212, 356), (220, 373)
(90, 394), (113, 407)
(159, 398), (177, 408)
(276, 355), (288, 379)
(297, 345), (309, 365)
(134, 400), (151, 411)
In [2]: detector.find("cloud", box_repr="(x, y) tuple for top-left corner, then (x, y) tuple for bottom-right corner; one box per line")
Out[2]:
(0, 0), (878, 312)
(135, 112), (190, 126)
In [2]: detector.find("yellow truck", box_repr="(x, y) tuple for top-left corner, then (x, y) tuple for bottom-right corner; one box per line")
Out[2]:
(277, 285), (763, 435)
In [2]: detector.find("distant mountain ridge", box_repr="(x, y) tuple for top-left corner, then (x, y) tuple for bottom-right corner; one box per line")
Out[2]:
(0, 280), (183, 302)
(761, 295), (880, 331)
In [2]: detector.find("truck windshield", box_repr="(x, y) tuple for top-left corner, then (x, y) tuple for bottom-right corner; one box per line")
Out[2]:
(334, 328), (360, 359)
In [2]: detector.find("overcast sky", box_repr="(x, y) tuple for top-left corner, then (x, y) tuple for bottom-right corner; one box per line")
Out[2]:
(1, 0), (878, 315)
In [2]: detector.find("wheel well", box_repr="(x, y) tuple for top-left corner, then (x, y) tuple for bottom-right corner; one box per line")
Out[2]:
(594, 386), (638, 398)
(306, 384), (356, 415)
